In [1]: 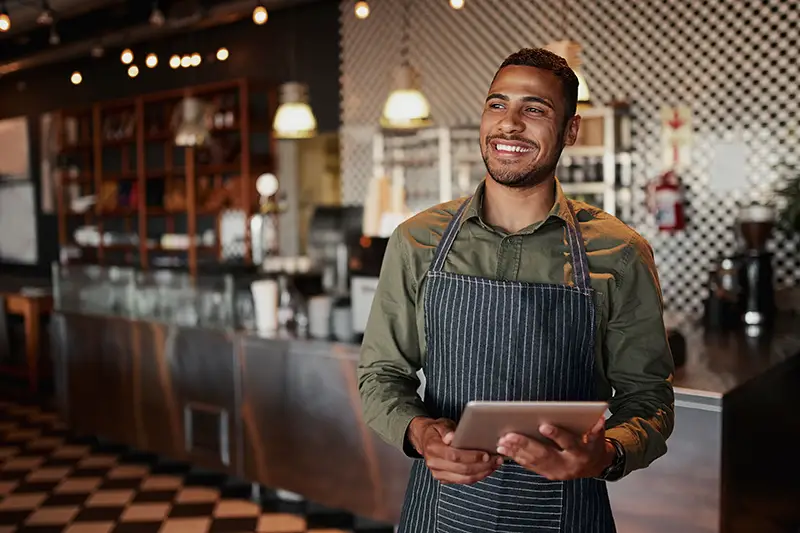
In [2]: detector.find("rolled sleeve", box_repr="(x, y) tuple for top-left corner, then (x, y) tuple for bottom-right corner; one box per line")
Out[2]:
(358, 227), (428, 455)
(604, 235), (676, 478)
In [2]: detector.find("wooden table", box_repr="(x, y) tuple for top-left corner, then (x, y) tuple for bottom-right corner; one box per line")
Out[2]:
(1, 289), (54, 394)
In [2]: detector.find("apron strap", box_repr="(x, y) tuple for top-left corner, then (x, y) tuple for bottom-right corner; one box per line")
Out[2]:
(564, 200), (592, 291)
(429, 198), (471, 273)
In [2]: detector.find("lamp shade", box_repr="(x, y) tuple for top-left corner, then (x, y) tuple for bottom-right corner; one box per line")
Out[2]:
(273, 82), (317, 139)
(381, 64), (432, 130)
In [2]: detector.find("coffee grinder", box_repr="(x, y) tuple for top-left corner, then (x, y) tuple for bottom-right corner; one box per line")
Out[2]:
(736, 203), (776, 333)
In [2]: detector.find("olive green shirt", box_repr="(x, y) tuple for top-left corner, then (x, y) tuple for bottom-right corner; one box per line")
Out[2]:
(358, 178), (675, 479)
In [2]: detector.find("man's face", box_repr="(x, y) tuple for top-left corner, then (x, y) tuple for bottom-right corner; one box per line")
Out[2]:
(479, 65), (579, 188)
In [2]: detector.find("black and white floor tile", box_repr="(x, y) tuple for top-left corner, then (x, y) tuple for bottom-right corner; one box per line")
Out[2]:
(0, 399), (394, 533)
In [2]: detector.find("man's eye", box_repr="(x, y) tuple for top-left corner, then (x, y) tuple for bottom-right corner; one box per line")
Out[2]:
(527, 107), (544, 114)
(489, 103), (505, 109)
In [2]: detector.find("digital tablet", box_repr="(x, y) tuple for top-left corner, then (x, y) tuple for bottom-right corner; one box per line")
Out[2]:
(450, 401), (608, 453)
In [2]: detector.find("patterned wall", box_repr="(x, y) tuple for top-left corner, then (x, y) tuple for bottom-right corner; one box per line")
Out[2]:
(339, 0), (800, 315)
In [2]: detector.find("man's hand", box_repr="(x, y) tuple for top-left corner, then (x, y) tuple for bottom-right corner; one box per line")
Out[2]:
(496, 416), (615, 481)
(408, 417), (502, 485)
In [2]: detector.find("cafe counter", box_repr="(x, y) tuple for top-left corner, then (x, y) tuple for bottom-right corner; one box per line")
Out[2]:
(49, 310), (800, 532)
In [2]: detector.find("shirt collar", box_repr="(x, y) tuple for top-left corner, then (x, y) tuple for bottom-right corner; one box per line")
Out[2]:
(460, 177), (575, 231)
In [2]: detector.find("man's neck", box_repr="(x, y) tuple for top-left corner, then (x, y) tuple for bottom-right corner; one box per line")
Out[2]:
(481, 176), (556, 234)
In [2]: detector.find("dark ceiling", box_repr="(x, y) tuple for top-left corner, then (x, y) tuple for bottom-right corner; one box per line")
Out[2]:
(0, 0), (319, 75)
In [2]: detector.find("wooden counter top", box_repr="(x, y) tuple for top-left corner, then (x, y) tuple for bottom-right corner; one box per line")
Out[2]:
(669, 313), (800, 396)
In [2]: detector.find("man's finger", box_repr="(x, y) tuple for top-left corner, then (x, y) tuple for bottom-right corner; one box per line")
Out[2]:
(539, 424), (581, 451)
(497, 434), (552, 464)
(427, 458), (497, 477)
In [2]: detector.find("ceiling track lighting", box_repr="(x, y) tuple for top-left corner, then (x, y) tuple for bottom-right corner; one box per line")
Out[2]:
(354, 1), (369, 19)
(0, 2), (11, 32)
(252, 2), (267, 25)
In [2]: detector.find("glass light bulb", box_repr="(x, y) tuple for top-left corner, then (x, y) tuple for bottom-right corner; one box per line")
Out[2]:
(450, 0), (465, 9)
(190, 53), (201, 67)
(181, 55), (191, 68)
(216, 47), (229, 61)
(145, 53), (158, 68)
(169, 55), (181, 69)
(128, 65), (139, 78)
(0, 14), (10, 32)
(121, 49), (133, 64)
(70, 71), (82, 85)
(252, 5), (267, 25)
(354, 1), (369, 19)
(574, 69), (591, 103)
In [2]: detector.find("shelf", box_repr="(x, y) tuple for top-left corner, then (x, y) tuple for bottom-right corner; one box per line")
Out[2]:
(60, 141), (94, 152)
(55, 78), (277, 276)
(77, 243), (216, 251)
(101, 137), (136, 147)
(562, 146), (607, 158)
(560, 182), (609, 194)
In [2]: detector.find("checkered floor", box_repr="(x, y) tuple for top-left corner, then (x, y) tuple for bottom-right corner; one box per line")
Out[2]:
(0, 399), (394, 533)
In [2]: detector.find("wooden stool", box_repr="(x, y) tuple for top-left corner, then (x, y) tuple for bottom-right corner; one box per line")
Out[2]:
(0, 290), (53, 394)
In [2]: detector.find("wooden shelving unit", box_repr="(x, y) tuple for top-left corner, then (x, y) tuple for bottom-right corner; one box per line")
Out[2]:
(54, 79), (277, 277)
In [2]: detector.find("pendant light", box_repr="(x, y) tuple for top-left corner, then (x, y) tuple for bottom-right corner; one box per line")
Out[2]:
(543, 40), (590, 106)
(381, 0), (431, 130)
(544, 0), (591, 108)
(173, 96), (211, 146)
(172, 34), (210, 147)
(273, 82), (317, 139)
(273, 6), (317, 139)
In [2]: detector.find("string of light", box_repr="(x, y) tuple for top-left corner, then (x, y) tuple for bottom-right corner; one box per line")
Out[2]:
(354, 0), (465, 19)
(68, 46), (228, 85)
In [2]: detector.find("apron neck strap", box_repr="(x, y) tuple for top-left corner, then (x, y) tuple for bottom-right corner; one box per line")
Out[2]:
(430, 199), (471, 273)
(429, 196), (593, 291)
(563, 199), (592, 291)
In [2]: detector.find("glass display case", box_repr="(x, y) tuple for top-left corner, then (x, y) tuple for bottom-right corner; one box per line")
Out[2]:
(51, 262), (236, 329)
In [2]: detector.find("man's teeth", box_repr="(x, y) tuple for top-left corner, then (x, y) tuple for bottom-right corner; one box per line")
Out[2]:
(496, 143), (531, 153)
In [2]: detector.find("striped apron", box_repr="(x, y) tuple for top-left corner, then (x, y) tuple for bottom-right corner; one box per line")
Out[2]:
(397, 198), (616, 533)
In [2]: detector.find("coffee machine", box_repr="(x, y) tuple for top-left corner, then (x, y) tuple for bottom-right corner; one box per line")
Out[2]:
(736, 202), (776, 332)
(348, 235), (389, 341)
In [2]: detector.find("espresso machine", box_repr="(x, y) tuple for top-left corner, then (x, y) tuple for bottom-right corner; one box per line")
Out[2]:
(737, 202), (776, 332)
(349, 234), (389, 341)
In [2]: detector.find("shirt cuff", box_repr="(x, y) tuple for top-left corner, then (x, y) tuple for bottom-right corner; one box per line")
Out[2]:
(391, 407), (429, 459)
(605, 425), (642, 478)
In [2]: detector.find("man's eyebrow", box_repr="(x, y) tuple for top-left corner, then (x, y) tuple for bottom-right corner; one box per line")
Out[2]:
(485, 93), (555, 109)
(485, 92), (508, 102)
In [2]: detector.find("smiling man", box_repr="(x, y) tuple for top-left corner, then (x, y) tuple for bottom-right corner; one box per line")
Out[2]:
(358, 48), (675, 533)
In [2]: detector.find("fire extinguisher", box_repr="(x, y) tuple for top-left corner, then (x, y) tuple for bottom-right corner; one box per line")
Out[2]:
(648, 170), (685, 232)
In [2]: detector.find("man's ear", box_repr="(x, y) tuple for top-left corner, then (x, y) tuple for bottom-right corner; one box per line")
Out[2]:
(563, 114), (581, 147)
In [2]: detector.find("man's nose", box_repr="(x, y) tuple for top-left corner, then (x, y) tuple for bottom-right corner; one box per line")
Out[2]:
(498, 111), (524, 134)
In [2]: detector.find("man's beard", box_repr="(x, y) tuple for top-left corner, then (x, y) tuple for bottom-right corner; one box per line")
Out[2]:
(481, 135), (561, 189)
